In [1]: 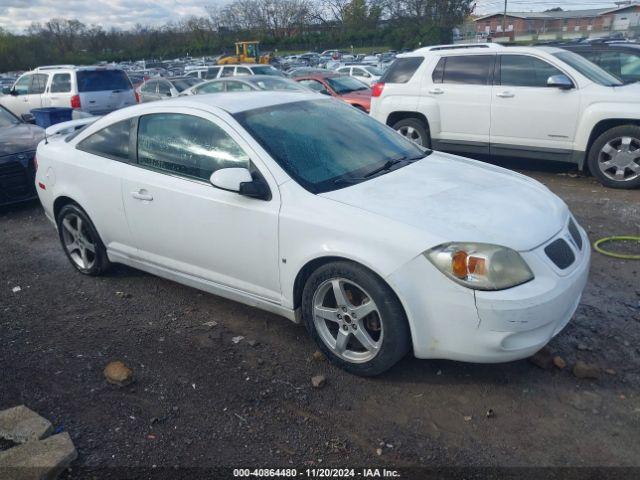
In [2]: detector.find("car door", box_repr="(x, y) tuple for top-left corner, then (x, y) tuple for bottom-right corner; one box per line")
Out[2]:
(491, 54), (580, 157)
(120, 108), (281, 301)
(1, 74), (32, 116)
(425, 54), (494, 153)
(45, 73), (73, 108)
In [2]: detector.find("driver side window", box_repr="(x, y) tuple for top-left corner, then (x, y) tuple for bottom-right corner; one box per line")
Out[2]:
(137, 113), (250, 181)
(13, 75), (31, 95)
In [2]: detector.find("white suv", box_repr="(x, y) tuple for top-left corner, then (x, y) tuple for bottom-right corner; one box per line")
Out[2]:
(0, 65), (137, 119)
(370, 44), (640, 189)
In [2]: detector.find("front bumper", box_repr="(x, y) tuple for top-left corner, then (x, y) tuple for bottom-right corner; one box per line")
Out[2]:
(387, 219), (591, 363)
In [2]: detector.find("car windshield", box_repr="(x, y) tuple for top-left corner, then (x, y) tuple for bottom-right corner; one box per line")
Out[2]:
(172, 78), (200, 92)
(77, 69), (132, 92)
(251, 66), (283, 77)
(248, 77), (305, 91)
(325, 76), (369, 94)
(234, 99), (429, 193)
(0, 106), (19, 127)
(553, 51), (623, 86)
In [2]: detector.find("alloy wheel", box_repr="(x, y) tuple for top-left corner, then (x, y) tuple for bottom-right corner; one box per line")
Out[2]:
(598, 136), (640, 183)
(312, 278), (383, 363)
(397, 126), (423, 145)
(60, 213), (97, 270)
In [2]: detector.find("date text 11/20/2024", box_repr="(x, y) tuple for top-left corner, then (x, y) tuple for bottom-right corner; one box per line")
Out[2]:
(233, 468), (401, 478)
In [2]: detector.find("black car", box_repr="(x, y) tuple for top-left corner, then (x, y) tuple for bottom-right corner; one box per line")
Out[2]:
(0, 105), (44, 206)
(555, 42), (640, 84)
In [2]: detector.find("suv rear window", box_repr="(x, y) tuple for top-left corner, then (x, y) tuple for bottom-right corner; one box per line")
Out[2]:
(76, 70), (132, 92)
(380, 57), (424, 83)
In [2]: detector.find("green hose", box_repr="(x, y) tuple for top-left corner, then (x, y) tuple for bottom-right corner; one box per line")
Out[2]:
(593, 236), (640, 260)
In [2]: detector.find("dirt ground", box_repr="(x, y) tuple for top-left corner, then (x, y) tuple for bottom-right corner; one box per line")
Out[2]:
(1, 158), (639, 477)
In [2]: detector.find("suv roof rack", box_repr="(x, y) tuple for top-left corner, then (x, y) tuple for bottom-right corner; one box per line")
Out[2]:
(35, 65), (76, 71)
(414, 43), (504, 53)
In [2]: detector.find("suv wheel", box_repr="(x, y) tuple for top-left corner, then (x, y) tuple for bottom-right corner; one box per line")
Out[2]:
(56, 203), (111, 275)
(302, 261), (410, 376)
(588, 125), (640, 189)
(392, 118), (430, 148)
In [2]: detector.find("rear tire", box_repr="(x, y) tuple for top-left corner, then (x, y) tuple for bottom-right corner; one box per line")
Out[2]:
(587, 125), (640, 189)
(392, 118), (431, 148)
(56, 203), (110, 276)
(302, 261), (410, 376)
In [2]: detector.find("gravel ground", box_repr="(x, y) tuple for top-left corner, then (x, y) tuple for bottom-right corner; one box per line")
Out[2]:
(1, 159), (639, 477)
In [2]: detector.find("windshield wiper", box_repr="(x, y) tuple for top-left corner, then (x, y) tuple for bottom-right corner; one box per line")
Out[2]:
(333, 155), (423, 186)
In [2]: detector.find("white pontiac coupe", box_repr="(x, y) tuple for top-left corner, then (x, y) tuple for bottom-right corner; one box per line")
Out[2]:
(35, 92), (590, 376)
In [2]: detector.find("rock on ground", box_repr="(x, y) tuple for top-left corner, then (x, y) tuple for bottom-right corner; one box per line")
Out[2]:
(0, 406), (52, 444)
(0, 432), (77, 480)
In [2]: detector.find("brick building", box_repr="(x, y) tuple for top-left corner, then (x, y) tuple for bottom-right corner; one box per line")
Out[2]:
(474, 4), (640, 40)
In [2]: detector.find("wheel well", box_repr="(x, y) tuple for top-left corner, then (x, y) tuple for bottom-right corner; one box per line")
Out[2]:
(386, 111), (429, 131)
(586, 119), (640, 170)
(53, 196), (78, 221)
(293, 256), (348, 310)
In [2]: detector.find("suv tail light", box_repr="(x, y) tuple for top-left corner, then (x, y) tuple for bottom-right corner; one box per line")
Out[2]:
(134, 91), (140, 103)
(371, 82), (385, 98)
(32, 154), (38, 172)
(70, 95), (81, 109)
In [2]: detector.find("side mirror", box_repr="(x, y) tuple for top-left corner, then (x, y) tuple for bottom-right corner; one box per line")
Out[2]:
(547, 74), (574, 90)
(21, 113), (35, 124)
(210, 167), (271, 200)
(320, 89), (331, 96)
(9, 88), (19, 96)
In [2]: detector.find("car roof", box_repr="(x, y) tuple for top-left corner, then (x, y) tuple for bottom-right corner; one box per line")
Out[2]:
(402, 44), (565, 57)
(156, 91), (321, 114)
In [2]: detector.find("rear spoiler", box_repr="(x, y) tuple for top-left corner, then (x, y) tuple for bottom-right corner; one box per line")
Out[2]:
(44, 116), (100, 142)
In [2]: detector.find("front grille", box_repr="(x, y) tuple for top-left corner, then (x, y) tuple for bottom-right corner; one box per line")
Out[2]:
(568, 218), (583, 250)
(0, 158), (34, 203)
(545, 238), (575, 270)
(0, 161), (24, 175)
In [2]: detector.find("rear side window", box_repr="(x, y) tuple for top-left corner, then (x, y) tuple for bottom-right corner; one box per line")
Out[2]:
(440, 55), (494, 85)
(432, 58), (445, 83)
(137, 113), (250, 181)
(236, 67), (251, 75)
(205, 67), (221, 79)
(380, 57), (424, 83)
(499, 55), (563, 87)
(51, 73), (71, 93)
(77, 118), (133, 161)
(76, 70), (132, 92)
(30, 74), (48, 94)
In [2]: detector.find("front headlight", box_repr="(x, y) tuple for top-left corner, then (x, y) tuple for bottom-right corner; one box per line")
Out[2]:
(425, 242), (534, 291)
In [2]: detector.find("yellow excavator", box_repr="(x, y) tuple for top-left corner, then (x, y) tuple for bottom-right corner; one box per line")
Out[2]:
(218, 41), (272, 65)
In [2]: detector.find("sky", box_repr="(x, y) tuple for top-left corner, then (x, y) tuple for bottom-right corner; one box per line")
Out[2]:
(0, 0), (629, 33)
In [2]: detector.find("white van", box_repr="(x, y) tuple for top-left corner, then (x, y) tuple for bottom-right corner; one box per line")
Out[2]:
(0, 65), (137, 119)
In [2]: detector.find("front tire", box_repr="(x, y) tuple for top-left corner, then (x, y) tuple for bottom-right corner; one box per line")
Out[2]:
(587, 125), (640, 189)
(392, 118), (430, 148)
(302, 261), (410, 376)
(56, 203), (110, 276)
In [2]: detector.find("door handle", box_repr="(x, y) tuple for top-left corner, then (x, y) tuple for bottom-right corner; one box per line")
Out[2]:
(428, 88), (444, 95)
(496, 91), (515, 98)
(131, 190), (153, 201)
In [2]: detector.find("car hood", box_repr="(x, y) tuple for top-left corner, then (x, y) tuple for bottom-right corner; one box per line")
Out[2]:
(320, 153), (568, 252)
(0, 123), (44, 157)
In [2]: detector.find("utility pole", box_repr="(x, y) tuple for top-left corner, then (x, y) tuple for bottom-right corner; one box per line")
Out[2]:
(502, 0), (507, 35)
